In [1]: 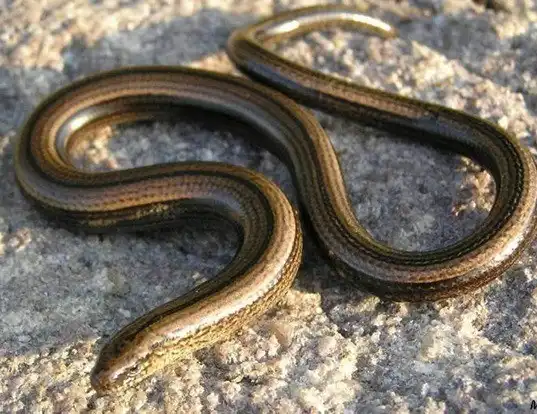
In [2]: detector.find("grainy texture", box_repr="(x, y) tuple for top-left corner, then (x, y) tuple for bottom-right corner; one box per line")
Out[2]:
(2, 0), (537, 412)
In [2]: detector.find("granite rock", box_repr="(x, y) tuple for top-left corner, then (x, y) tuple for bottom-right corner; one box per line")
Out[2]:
(1, 0), (537, 412)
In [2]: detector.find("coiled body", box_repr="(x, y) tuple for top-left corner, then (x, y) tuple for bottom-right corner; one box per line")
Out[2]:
(14, 6), (537, 392)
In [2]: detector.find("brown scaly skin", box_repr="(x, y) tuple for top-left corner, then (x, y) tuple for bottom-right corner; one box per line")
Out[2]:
(15, 6), (537, 392)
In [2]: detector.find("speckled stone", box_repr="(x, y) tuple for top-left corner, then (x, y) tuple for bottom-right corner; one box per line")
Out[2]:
(1, 0), (537, 412)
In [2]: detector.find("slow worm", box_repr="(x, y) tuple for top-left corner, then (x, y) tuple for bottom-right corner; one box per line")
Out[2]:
(14, 6), (537, 392)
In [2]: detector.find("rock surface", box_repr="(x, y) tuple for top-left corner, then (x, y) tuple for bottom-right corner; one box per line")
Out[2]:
(2, 0), (537, 412)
